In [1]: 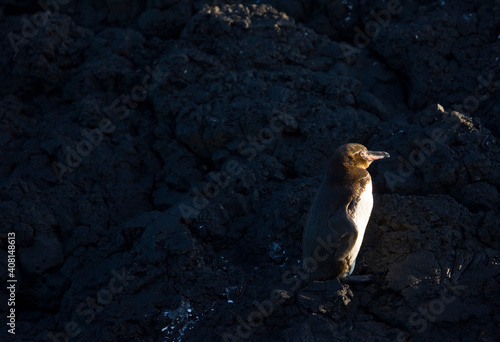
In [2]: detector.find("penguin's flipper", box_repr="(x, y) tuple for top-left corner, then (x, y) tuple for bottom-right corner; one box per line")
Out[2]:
(327, 210), (358, 262)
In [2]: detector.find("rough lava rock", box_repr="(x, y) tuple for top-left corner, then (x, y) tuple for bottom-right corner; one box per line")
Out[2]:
(0, 1), (499, 342)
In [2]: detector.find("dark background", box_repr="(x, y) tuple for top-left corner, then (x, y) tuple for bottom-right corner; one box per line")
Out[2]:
(0, 0), (499, 341)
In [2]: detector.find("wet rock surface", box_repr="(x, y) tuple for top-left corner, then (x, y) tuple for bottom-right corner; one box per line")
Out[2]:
(1, 1), (499, 341)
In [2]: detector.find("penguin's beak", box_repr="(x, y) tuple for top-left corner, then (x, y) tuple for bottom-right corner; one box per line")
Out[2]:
(362, 150), (390, 161)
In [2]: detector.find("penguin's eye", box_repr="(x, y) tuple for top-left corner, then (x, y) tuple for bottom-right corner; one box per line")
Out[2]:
(359, 150), (371, 161)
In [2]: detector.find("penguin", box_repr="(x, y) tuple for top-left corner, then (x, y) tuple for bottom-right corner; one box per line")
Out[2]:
(302, 143), (389, 282)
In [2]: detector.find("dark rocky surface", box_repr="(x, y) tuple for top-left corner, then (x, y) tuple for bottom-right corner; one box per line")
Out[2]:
(0, 1), (499, 341)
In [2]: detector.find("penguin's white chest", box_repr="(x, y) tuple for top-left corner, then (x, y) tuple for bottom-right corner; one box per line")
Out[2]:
(348, 180), (373, 269)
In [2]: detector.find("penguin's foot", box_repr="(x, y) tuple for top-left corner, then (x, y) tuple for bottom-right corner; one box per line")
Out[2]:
(296, 279), (352, 317)
(344, 274), (374, 284)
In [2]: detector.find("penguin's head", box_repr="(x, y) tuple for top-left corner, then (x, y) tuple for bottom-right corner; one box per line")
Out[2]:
(335, 143), (390, 170)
